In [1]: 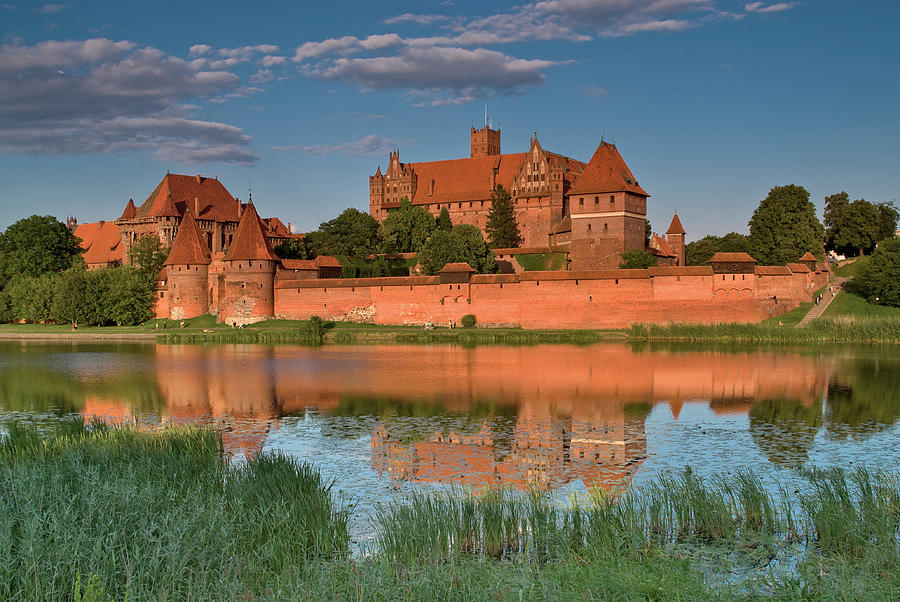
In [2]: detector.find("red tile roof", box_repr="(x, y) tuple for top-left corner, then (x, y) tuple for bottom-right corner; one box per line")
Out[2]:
(73, 221), (123, 266)
(799, 252), (817, 261)
(118, 199), (136, 220)
(708, 252), (757, 263)
(648, 266), (713, 276)
(263, 217), (292, 238)
(568, 142), (649, 197)
(755, 266), (792, 275)
(439, 262), (476, 273)
(154, 192), (180, 218)
(223, 203), (279, 262)
(648, 233), (675, 257)
(407, 153), (528, 205)
(315, 255), (342, 268)
(666, 213), (686, 235)
(280, 259), (317, 270)
(787, 263), (810, 273)
(164, 209), (210, 266)
(134, 173), (240, 222)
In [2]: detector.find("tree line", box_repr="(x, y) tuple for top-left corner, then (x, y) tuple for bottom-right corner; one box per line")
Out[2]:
(685, 184), (898, 266)
(275, 185), (521, 275)
(0, 215), (164, 325)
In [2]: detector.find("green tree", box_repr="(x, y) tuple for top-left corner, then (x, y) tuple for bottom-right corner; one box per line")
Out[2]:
(854, 237), (900, 306)
(6, 273), (58, 323)
(274, 237), (313, 260)
(306, 208), (380, 258)
(435, 207), (453, 231)
(824, 191), (850, 253)
(418, 225), (497, 275)
(50, 267), (90, 324)
(748, 185), (823, 265)
(685, 232), (751, 266)
(875, 201), (899, 242)
(0, 215), (83, 282)
(105, 266), (155, 325)
(128, 234), (168, 281)
(379, 199), (435, 253)
(619, 250), (658, 269)
(485, 185), (521, 248)
(644, 220), (652, 248)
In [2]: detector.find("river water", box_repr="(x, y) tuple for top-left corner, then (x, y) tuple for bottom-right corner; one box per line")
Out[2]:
(1, 341), (897, 544)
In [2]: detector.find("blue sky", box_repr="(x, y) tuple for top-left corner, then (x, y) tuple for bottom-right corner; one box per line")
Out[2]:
(1, 0), (898, 240)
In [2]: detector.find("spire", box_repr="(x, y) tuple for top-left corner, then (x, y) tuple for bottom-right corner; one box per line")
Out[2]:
(118, 198), (137, 220)
(164, 208), (210, 266)
(568, 141), (649, 196)
(223, 201), (278, 262)
(666, 213), (686, 235)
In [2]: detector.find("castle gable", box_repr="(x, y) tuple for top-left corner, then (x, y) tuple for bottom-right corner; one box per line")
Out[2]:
(164, 209), (210, 266)
(569, 142), (648, 197)
(136, 173), (240, 223)
(223, 202), (278, 262)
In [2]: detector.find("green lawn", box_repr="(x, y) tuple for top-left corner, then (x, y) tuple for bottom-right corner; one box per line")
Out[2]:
(824, 290), (900, 318)
(834, 256), (868, 277)
(514, 252), (568, 271)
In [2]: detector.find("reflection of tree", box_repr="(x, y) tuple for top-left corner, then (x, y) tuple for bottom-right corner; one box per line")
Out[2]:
(0, 367), (162, 415)
(748, 398), (822, 468)
(826, 357), (900, 440)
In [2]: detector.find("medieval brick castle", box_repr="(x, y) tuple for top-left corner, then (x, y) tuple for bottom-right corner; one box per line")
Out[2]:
(72, 124), (829, 327)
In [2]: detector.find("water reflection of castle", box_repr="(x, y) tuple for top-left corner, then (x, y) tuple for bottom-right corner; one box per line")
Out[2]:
(77, 344), (838, 487)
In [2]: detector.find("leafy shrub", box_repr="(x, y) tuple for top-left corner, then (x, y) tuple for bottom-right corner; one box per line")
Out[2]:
(461, 314), (477, 328)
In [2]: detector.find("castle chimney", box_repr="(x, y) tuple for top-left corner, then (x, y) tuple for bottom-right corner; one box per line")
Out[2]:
(287, 221), (292, 233)
(194, 196), (199, 215)
(99, 220), (105, 228)
(195, 174), (202, 184)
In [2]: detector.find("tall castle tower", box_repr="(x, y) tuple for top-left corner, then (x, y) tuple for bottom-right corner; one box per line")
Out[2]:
(220, 201), (279, 326)
(470, 126), (501, 157)
(161, 208), (211, 320)
(666, 214), (686, 267)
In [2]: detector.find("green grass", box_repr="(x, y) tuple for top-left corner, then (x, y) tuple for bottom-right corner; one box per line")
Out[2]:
(158, 317), (329, 345)
(0, 420), (349, 600)
(1, 422), (897, 600)
(835, 256), (868, 277)
(824, 290), (900, 318)
(630, 317), (900, 344)
(514, 253), (567, 271)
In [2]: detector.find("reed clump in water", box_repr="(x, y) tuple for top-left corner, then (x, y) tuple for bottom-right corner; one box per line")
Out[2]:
(0, 420), (349, 600)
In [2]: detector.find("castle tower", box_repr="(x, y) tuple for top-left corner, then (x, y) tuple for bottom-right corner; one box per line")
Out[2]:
(566, 142), (649, 269)
(666, 213), (686, 267)
(471, 126), (501, 157)
(220, 201), (279, 326)
(162, 208), (211, 320)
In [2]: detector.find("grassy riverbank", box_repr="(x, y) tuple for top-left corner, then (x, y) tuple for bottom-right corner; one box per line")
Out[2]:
(1, 422), (897, 600)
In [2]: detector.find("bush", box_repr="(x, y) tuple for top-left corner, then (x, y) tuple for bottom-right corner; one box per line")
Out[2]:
(461, 314), (477, 328)
(619, 250), (658, 269)
(854, 237), (900, 306)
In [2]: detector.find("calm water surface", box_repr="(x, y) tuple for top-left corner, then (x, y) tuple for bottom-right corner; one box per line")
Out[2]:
(1, 341), (898, 543)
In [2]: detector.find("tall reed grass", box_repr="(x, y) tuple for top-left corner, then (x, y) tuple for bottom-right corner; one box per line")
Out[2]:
(0, 420), (348, 600)
(158, 316), (329, 345)
(630, 317), (900, 344)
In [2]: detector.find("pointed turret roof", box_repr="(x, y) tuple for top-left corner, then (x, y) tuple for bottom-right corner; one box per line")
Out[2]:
(223, 201), (278, 261)
(569, 142), (648, 197)
(799, 252), (817, 261)
(164, 209), (210, 266)
(666, 213), (686, 235)
(118, 198), (136, 220)
(154, 192), (180, 218)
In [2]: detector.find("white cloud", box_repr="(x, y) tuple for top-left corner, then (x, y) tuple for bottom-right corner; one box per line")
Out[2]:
(189, 44), (211, 57)
(604, 18), (694, 37)
(261, 55), (287, 66)
(40, 3), (64, 13)
(309, 46), (557, 99)
(299, 134), (402, 156)
(384, 13), (451, 26)
(249, 69), (273, 84)
(745, 2), (794, 13)
(0, 38), (258, 164)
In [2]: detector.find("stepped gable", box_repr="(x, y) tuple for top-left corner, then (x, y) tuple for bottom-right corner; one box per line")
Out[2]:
(666, 213), (686, 235)
(135, 173), (240, 222)
(568, 142), (648, 197)
(73, 221), (123, 266)
(223, 202), (278, 262)
(163, 209), (210, 266)
(118, 199), (136, 220)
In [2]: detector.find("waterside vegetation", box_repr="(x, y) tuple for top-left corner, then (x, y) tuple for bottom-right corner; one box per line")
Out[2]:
(1, 422), (896, 600)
